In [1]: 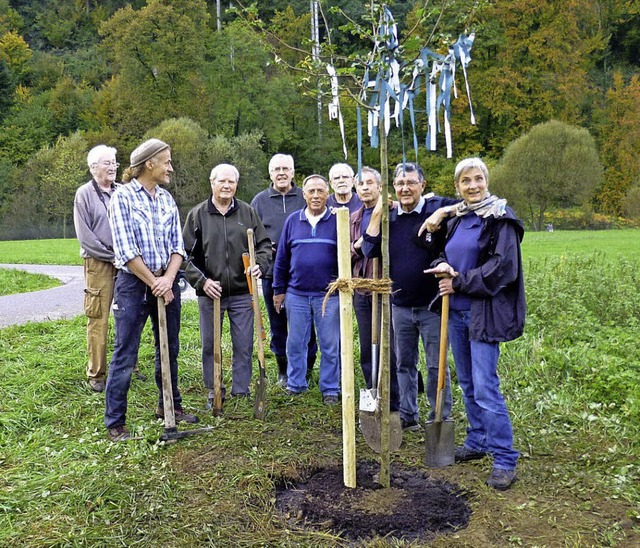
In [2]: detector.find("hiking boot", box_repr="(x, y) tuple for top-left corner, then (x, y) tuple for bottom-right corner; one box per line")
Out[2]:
(155, 407), (199, 423)
(88, 379), (105, 392)
(486, 468), (517, 490)
(276, 374), (288, 388)
(455, 445), (488, 462)
(108, 425), (130, 442)
(323, 394), (339, 406)
(285, 388), (303, 396)
(401, 418), (421, 432)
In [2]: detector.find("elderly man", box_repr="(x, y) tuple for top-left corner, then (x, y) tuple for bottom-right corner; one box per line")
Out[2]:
(105, 139), (197, 442)
(183, 164), (271, 408)
(350, 167), (399, 410)
(73, 145), (119, 392)
(250, 153), (317, 387)
(272, 175), (340, 405)
(327, 163), (362, 214)
(363, 162), (459, 430)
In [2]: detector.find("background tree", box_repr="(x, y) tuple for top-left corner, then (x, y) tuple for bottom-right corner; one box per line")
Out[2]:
(97, 0), (211, 138)
(594, 72), (640, 215)
(491, 120), (604, 230)
(40, 131), (88, 238)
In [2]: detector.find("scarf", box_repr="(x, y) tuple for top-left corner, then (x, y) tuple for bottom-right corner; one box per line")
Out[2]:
(453, 192), (507, 218)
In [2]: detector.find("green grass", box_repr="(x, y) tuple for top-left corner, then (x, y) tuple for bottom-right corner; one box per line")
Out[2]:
(1, 230), (640, 546)
(0, 238), (82, 265)
(0, 269), (60, 296)
(522, 228), (640, 260)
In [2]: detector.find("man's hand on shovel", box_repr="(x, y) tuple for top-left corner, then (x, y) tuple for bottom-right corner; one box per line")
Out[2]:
(424, 264), (458, 295)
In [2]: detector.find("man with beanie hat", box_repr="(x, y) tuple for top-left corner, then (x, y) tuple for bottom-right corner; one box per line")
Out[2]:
(104, 138), (197, 442)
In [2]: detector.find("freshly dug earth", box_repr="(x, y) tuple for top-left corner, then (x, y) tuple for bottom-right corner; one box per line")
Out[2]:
(275, 461), (470, 542)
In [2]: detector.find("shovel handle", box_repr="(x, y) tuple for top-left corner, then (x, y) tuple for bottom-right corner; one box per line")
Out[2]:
(158, 297), (176, 429)
(434, 294), (449, 422)
(247, 230), (266, 369)
(212, 297), (223, 415)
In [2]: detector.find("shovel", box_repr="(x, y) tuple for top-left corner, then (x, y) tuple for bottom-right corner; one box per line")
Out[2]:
(359, 258), (379, 415)
(247, 229), (267, 420)
(360, 259), (403, 453)
(157, 296), (213, 442)
(425, 293), (455, 467)
(211, 297), (223, 416)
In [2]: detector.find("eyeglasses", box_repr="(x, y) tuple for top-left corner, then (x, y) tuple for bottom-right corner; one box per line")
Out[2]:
(271, 166), (291, 173)
(393, 180), (421, 188)
(95, 161), (120, 168)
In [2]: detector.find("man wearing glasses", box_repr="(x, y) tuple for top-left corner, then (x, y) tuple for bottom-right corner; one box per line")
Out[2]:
(250, 154), (317, 388)
(362, 162), (459, 431)
(73, 145), (121, 393)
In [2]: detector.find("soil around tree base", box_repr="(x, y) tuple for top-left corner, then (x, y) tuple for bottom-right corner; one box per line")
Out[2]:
(275, 460), (471, 542)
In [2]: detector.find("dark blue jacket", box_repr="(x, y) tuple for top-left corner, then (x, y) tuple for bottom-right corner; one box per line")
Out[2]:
(272, 208), (338, 297)
(437, 207), (526, 342)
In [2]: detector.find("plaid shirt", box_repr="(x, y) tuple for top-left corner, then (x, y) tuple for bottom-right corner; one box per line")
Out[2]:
(109, 179), (185, 273)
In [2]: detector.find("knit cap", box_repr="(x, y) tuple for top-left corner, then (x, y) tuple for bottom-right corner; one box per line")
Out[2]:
(130, 139), (169, 167)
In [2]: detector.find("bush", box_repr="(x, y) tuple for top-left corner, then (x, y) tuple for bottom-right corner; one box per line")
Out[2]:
(541, 208), (640, 230)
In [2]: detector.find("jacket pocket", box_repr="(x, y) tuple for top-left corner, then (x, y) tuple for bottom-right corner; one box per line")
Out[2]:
(84, 287), (102, 318)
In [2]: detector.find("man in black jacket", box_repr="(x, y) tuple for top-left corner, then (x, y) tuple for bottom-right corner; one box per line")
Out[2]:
(183, 164), (271, 408)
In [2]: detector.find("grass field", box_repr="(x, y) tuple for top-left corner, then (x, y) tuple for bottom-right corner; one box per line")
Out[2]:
(1, 230), (640, 546)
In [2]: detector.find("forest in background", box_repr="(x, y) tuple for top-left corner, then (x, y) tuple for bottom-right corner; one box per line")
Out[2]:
(0, 0), (639, 238)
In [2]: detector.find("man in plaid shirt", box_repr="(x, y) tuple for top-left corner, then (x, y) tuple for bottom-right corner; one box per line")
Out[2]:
(104, 139), (198, 442)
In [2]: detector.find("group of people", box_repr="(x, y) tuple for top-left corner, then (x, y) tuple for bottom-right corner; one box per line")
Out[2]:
(73, 137), (525, 491)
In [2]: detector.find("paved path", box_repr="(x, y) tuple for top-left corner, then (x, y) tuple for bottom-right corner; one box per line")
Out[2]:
(0, 264), (196, 328)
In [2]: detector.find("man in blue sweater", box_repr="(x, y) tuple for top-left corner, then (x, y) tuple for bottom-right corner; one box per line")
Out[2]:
(272, 175), (340, 405)
(363, 162), (459, 430)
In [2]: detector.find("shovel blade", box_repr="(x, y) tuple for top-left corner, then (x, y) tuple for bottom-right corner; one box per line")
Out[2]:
(253, 369), (267, 420)
(425, 419), (455, 468)
(360, 410), (403, 454)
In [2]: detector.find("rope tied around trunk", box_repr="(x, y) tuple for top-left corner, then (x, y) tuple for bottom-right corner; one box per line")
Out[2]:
(322, 277), (393, 315)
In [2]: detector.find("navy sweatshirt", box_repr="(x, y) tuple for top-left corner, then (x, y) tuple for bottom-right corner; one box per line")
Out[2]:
(362, 195), (458, 308)
(272, 208), (338, 297)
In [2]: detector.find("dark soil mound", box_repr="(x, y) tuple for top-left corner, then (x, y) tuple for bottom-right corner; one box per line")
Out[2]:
(275, 461), (470, 542)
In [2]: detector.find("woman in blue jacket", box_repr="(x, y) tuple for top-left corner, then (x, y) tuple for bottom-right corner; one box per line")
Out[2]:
(426, 157), (526, 490)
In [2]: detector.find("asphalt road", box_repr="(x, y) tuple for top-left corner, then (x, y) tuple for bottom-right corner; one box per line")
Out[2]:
(0, 264), (196, 328)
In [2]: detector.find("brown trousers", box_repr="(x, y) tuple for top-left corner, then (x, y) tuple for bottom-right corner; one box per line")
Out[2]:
(83, 257), (116, 381)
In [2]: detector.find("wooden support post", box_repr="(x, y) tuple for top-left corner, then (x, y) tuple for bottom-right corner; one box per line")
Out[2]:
(378, 115), (391, 488)
(336, 207), (356, 488)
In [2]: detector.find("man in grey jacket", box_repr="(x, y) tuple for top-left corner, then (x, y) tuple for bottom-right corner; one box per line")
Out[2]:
(250, 153), (317, 387)
(73, 145), (119, 392)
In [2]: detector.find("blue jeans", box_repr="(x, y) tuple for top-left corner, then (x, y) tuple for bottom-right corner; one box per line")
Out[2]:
(392, 304), (451, 423)
(353, 292), (400, 412)
(448, 309), (519, 470)
(262, 276), (317, 367)
(105, 272), (182, 429)
(285, 292), (340, 395)
(198, 293), (253, 396)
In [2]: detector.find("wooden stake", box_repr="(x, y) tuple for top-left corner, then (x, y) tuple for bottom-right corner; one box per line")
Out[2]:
(378, 114), (391, 488)
(336, 207), (356, 488)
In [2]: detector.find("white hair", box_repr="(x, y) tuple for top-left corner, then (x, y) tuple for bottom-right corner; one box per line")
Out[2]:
(87, 145), (117, 168)
(210, 163), (239, 182)
(454, 157), (489, 185)
(329, 163), (354, 180)
(268, 153), (294, 172)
